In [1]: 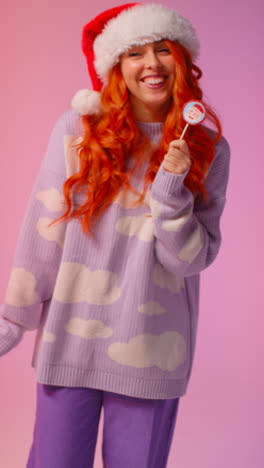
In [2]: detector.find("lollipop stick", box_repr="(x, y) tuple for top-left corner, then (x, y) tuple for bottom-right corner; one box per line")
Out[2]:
(180, 123), (189, 140)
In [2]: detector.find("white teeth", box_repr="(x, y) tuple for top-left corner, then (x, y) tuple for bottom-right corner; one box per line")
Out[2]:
(143, 77), (165, 85)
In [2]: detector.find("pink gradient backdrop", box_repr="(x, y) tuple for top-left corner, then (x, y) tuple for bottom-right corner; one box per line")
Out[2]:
(1, 0), (262, 467)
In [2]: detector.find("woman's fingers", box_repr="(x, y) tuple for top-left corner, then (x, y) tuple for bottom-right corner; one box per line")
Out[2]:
(168, 139), (190, 156)
(163, 139), (191, 175)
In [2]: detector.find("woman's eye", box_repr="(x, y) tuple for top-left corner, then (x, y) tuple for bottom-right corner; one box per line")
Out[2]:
(128, 52), (141, 57)
(158, 48), (170, 53)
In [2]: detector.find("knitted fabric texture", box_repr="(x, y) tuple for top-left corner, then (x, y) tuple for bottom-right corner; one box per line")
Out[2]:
(0, 109), (230, 399)
(0, 316), (25, 356)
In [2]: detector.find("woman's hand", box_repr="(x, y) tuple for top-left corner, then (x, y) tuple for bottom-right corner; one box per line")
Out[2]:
(163, 140), (191, 175)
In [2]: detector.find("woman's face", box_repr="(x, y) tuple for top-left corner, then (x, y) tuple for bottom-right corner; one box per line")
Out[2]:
(119, 40), (176, 122)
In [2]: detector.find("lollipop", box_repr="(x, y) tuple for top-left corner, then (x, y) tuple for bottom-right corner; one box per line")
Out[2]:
(180, 100), (206, 140)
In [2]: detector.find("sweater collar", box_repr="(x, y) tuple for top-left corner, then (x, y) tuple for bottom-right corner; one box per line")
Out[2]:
(136, 121), (163, 143)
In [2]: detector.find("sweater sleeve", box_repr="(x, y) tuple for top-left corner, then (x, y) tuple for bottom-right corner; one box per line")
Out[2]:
(149, 136), (231, 277)
(0, 109), (80, 332)
(0, 317), (25, 356)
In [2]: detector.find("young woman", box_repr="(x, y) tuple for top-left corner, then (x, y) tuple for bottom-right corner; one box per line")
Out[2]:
(0, 3), (230, 467)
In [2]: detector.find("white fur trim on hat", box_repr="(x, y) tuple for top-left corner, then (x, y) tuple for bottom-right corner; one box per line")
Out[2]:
(94, 4), (200, 82)
(71, 89), (103, 115)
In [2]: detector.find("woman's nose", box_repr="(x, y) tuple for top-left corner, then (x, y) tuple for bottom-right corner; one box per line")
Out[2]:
(144, 51), (162, 68)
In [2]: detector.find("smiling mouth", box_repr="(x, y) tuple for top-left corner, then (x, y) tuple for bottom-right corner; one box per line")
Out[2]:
(141, 75), (168, 88)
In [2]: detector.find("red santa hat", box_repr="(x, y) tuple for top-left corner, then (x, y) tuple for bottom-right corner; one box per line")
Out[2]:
(71, 3), (200, 115)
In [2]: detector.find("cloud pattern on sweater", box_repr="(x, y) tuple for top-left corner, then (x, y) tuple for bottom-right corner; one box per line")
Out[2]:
(43, 330), (56, 343)
(138, 301), (166, 316)
(153, 263), (184, 294)
(161, 210), (191, 232)
(115, 213), (154, 242)
(65, 318), (113, 339)
(36, 217), (66, 248)
(113, 188), (151, 209)
(5, 268), (39, 306)
(178, 223), (203, 263)
(53, 262), (121, 305)
(36, 189), (65, 212)
(107, 331), (187, 371)
(64, 134), (82, 178)
(149, 196), (163, 219)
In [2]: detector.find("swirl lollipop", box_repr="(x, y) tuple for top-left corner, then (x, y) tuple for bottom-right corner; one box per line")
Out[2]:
(180, 100), (206, 140)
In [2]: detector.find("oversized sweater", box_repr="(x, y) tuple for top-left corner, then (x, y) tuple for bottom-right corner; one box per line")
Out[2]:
(0, 107), (230, 399)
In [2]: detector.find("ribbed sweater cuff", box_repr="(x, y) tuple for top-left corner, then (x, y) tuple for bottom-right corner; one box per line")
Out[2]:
(151, 162), (189, 199)
(0, 304), (41, 330)
(0, 316), (25, 357)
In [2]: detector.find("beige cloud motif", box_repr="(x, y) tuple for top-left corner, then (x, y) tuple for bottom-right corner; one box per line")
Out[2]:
(5, 268), (39, 307)
(64, 134), (83, 178)
(42, 330), (56, 343)
(65, 317), (113, 340)
(138, 301), (166, 316)
(153, 263), (185, 294)
(53, 262), (121, 305)
(107, 331), (187, 371)
(178, 223), (203, 263)
(161, 210), (191, 232)
(115, 213), (154, 242)
(113, 189), (151, 210)
(36, 189), (65, 212)
(149, 196), (163, 219)
(36, 217), (66, 248)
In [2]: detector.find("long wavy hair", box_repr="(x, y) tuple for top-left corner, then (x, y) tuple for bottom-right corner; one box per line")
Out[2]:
(55, 40), (222, 236)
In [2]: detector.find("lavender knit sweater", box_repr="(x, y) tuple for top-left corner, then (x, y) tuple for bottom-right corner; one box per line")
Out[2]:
(0, 106), (230, 399)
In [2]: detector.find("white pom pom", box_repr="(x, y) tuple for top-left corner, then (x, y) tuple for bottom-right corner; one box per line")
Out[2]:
(71, 89), (103, 115)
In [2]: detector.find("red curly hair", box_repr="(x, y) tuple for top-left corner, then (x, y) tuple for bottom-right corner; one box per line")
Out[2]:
(55, 40), (222, 235)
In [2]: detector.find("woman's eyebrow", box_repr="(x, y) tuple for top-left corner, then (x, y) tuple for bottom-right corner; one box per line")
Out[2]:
(155, 40), (167, 46)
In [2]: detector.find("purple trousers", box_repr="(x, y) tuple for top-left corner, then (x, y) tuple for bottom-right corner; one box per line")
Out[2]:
(26, 383), (180, 468)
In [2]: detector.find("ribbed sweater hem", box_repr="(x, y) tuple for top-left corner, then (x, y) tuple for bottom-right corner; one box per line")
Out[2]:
(35, 364), (187, 400)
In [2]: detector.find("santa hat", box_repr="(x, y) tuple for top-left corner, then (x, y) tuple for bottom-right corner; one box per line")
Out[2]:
(71, 3), (200, 115)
